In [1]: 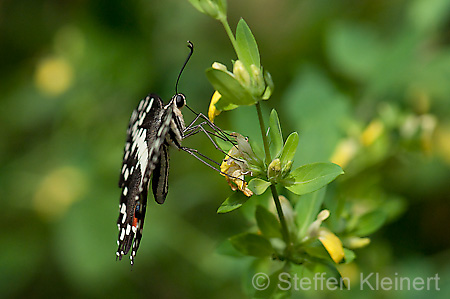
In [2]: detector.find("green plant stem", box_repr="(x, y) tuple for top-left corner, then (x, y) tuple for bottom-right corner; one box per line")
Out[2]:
(219, 17), (239, 57)
(255, 102), (291, 250)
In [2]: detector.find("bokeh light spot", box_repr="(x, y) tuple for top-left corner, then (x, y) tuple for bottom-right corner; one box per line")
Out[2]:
(34, 56), (73, 96)
(33, 166), (86, 220)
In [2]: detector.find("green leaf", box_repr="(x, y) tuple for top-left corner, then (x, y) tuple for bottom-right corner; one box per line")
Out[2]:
(303, 259), (348, 289)
(343, 248), (356, 264)
(255, 205), (282, 239)
(248, 178), (271, 195)
(295, 187), (327, 240)
(354, 210), (387, 236)
(215, 239), (245, 257)
(235, 18), (260, 70)
(280, 132), (299, 167)
(262, 70), (274, 100)
(216, 101), (239, 112)
(229, 233), (273, 257)
(303, 240), (331, 260)
(268, 109), (283, 159)
(249, 138), (265, 164)
(206, 68), (255, 107)
(214, 130), (235, 152)
(217, 192), (249, 214)
(281, 162), (344, 195)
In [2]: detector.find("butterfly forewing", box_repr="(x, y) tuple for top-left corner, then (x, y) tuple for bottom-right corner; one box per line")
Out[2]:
(116, 94), (174, 264)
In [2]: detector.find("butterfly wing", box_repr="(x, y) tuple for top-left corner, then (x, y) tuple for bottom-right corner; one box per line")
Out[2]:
(116, 94), (173, 264)
(152, 144), (170, 204)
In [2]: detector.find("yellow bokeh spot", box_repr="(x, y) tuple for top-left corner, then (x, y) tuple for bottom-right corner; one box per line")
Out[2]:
(345, 236), (371, 249)
(318, 228), (345, 264)
(360, 119), (384, 146)
(435, 124), (450, 165)
(208, 91), (222, 122)
(34, 56), (73, 96)
(33, 166), (86, 220)
(330, 138), (359, 168)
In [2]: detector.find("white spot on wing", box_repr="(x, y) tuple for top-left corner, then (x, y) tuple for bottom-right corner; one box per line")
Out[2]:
(146, 98), (154, 112)
(135, 127), (149, 179)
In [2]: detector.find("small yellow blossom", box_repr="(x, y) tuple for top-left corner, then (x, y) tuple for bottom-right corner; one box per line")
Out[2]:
(208, 91), (222, 122)
(361, 120), (384, 146)
(304, 209), (345, 264)
(344, 236), (371, 249)
(220, 145), (253, 197)
(330, 138), (359, 168)
(318, 229), (345, 264)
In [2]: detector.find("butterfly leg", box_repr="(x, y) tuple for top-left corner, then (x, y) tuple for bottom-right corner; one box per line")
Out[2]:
(183, 121), (234, 155)
(180, 146), (245, 182)
(184, 112), (237, 145)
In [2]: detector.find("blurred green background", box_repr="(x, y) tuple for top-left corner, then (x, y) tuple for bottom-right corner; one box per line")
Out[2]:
(1, 0), (449, 298)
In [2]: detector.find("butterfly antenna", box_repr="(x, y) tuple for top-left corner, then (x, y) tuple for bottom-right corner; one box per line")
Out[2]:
(175, 41), (194, 94)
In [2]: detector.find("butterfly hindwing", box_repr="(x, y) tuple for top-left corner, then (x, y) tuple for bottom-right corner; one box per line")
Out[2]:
(152, 144), (170, 204)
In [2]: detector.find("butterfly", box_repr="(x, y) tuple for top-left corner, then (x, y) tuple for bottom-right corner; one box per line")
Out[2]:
(115, 41), (238, 265)
(116, 92), (187, 265)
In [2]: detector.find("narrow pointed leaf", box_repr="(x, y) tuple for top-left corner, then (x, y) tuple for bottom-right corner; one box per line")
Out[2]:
(296, 187), (326, 240)
(217, 192), (249, 214)
(235, 18), (260, 70)
(280, 132), (299, 167)
(282, 162), (344, 195)
(206, 68), (255, 107)
(268, 109), (283, 159)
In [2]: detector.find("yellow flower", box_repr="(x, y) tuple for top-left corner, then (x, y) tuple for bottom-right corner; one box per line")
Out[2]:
(304, 209), (345, 264)
(220, 144), (253, 197)
(361, 119), (384, 146)
(208, 91), (222, 122)
(318, 229), (345, 264)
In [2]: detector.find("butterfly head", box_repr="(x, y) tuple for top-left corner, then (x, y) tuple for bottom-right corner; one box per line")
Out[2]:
(173, 93), (186, 109)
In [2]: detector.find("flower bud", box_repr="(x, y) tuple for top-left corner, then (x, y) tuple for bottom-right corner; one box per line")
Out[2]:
(250, 64), (265, 96)
(212, 62), (228, 72)
(262, 70), (274, 100)
(267, 158), (281, 181)
(197, 0), (225, 19)
(233, 60), (251, 87)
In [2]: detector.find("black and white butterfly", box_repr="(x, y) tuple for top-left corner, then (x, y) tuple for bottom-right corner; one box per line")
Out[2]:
(116, 92), (187, 264)
(116, 42), (238, 265)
